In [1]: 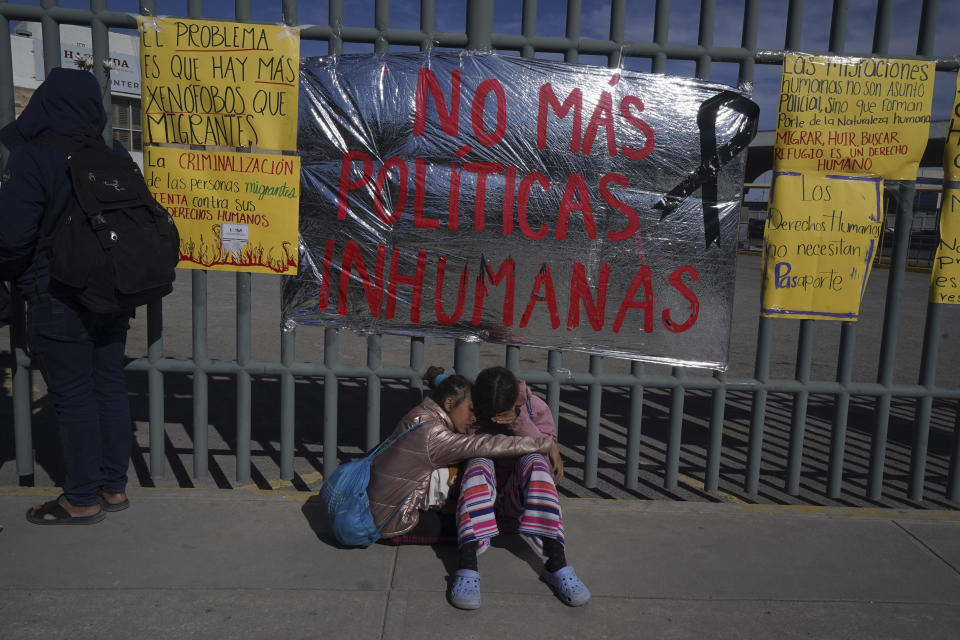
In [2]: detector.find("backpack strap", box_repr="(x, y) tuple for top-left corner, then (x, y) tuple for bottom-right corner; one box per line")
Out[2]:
(368, 418), (422, 460)
(375, 489), (417, 535)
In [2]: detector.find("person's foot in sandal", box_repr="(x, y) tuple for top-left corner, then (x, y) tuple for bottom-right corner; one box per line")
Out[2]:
(540, 565), (591, 606)
(98, 490), (130, 512)
(448, 569), (482, 610)
(26, 494), (105, 525)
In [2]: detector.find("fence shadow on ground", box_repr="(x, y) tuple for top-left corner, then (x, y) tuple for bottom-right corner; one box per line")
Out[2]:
(1, 368), (957, 511)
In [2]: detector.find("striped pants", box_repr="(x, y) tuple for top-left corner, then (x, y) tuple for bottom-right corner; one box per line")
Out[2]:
(456, 454), (565, 554)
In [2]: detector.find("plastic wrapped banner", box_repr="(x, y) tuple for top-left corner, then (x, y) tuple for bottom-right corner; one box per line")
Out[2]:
(283, 53), (757, 370)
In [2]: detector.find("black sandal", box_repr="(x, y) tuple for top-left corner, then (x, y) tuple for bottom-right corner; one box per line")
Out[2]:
(98, 492), (130, 512)
(26, 496), (106, 525)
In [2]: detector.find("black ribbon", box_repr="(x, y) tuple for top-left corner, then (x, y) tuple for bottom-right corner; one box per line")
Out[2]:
(654, 90), (759, 248)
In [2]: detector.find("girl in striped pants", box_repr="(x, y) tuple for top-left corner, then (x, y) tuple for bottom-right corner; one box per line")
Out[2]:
(450, 367), (590, 609)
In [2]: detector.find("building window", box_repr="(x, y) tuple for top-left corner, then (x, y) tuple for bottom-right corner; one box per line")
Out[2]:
(112, 97), (142, 152)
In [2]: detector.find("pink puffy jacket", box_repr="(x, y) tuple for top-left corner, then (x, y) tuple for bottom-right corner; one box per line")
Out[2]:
(368, 396), (552, 538)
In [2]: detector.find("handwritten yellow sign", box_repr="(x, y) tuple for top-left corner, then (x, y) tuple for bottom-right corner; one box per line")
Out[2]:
(138, 17), (299, 150)
(761, 172), (883, 320)
(946, 72), (960, 183)
(775, 54), (934, 180)
(930, 189), (960, 304)
(145, 146), (300, 274)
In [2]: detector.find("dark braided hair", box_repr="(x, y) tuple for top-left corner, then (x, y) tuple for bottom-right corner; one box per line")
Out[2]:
(424, 366), (471, 409)
(472, 366), (519, 420)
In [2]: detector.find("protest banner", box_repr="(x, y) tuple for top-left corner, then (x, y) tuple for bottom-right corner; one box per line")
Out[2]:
(947, 71), (960, 184)
(138, 17), (299, 150)
(282, 53), (758, 370)
(775, 53), (934, 179)
(762, 172), (883, 320)
(930, 188), (960, 304)
(930, 74), (960, 303)
(145, 146), (300, 274)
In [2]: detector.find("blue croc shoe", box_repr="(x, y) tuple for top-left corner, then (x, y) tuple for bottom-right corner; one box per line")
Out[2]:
(449, 569), (482, 610)
(540, 565), (591, 606)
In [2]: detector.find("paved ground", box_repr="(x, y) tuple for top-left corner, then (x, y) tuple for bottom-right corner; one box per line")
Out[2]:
(2, 487), (960, 639)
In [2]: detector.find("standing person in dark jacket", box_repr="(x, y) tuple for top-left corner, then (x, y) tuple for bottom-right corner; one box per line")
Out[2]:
(0, 68), (133, 524)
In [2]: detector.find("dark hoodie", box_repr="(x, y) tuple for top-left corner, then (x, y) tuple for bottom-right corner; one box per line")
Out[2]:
(0, 68), (125, 299)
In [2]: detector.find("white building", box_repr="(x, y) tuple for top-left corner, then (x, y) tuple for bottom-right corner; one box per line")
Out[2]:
(11, 22), (143, 165)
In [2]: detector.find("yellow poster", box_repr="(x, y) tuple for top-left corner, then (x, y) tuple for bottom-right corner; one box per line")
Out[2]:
(145, 146), (300, 274)
(761, 172), (883, 320)
(775, 54), (934, 180)
(930, 189), (960, 304)
(138, 17), (299, 151)
(946, 72), (960, 183)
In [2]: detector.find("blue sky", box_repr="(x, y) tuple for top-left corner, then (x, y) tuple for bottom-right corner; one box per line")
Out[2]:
(9, 0), (960, 130)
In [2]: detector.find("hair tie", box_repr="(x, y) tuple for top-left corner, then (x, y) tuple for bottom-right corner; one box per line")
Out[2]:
(434, 373), (449, 385)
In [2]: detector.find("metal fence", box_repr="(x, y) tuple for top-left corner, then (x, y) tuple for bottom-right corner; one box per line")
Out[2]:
(2, 0), (959, 505)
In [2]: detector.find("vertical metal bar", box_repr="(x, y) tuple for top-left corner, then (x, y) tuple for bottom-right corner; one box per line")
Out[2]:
(323, 329), (339, 478)
(409, 336), (424, 390)
(366, 334), (381, 450)
(235, 273), (252, 484)
(872, 0), (894, 54)
(651, 0), (669, 73)
(505, 345), (520, 370)
(546, 350), (562, 435)
(625, 361), (644, 491)
(329, 0), (344, 55)
(140, 1), (157, 17)
(466, 0), (494, 51)
(916, 0), (939, 56)
(665, 367), (685, 490)
(828, 322), (855, 497)
(908, 303), (941, 500)
(695, 0), (715, 80)
(41, 0), (60, 76)
(0, 6), (12, 130)
(147, 299), (165, 477)
(747, 317), (772, 494)
(869, 183), (916, 498)
(11, 296), (33, 478)
(828, 0), (849, 53)
(705, 370), (726, 493)
(234, 0), (250, 21)
(948, 400), (960, 501)
(454, 339), (480, 379)
(583, 355), (602, 488)
(192, 270), (209, 477)
(420, 0), (436, 51)
(608, 0), (625, 68)
(564, 0), (581, 63)
(739, 0), (758, 84)
(0, 12), (31, 479)
(786, 320), (813, 494)
(785, 0), (803, 50)
(520, 0), (536, 59)
(280, 324), (295, 480)
(374, 0), (389, 53)
(282, 0), (298, 26)
(187, 0), (204, 19)
(90, 0), (113, 144)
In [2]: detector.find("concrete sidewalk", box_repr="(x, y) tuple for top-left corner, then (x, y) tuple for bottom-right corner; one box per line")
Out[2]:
(2, 488), (960, 639)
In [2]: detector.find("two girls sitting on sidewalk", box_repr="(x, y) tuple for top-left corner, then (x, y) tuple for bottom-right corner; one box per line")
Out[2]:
(365, 366), (590, 609)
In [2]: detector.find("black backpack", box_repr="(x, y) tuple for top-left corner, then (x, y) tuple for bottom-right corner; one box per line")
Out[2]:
(42, 136), (180, 313)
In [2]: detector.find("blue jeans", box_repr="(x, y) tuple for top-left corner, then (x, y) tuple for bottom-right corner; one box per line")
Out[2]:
(27, 295), (132, 506)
